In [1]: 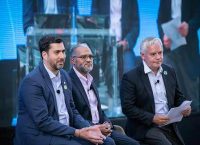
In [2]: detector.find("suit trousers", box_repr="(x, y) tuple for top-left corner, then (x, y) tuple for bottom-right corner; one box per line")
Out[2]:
(111, 130), (140, 145)
(50, 135), (115, 145)
(144, 125), (184, 145)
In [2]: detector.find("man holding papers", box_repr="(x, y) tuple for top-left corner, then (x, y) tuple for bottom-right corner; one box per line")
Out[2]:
(157, 0), (200, 112)
(120, 37), (191, 145)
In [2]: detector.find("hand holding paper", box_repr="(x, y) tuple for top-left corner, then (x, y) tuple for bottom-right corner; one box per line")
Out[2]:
(178, 21), (189, 37)
(164, 100), (192, 126)
(161, 18), (187, 50)
(153, 114), (170, 126)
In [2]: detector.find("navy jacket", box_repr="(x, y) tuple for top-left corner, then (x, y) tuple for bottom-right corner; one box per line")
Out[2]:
(14, 62), (90, 145)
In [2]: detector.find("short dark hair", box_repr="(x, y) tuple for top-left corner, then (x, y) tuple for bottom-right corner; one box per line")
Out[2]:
(38, 35), (63, 57)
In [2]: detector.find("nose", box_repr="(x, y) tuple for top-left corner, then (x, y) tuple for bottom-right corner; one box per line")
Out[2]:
(59, 52), (66, 59)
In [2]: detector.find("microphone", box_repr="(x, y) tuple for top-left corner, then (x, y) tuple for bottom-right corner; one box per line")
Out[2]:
(155, 80), (160, 85)
(56, 90), (60, 94)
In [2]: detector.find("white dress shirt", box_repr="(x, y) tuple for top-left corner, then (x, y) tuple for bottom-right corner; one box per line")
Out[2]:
(110, 0), (122, 41)
(143, 61), (169, 115)
(73, 67), (99, 124)
(44, 0), (58, 14)
(44, 64), (69, 125)
(171, 0), (182, 19)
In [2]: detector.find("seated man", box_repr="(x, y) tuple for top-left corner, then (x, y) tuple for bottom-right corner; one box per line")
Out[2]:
(68, 43), (140, 145)
(120, 37), (192, 145)
(14, 35), (115, 145)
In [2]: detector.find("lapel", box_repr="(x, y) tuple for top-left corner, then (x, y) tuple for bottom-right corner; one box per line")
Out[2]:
(70, 69), (91, 108)
(90, 82), (101, 112)
(161, 65), (172, 108)
(139, 64), (155, 112)
(60, 72), (72, 116)
(39, 62), (59, 115)
(60, 71), (75, 126)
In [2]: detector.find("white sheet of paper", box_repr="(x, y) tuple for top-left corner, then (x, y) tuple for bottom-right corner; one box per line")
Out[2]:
(161, 18), (187, 50)
(164, 100), (192, 125)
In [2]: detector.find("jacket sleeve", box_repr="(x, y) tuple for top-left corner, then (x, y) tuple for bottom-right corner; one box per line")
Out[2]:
(121, 0), (140, 49)
(120, 73), (154, 126)
(20, 76), (76, 137)
(64, 71), (91, 129)
(188, 0), (200, 33)
(69, 92), (91, 128)
(23, 0), (35, 34)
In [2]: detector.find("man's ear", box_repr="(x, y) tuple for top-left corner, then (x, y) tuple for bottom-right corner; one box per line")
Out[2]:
(70, 57), (75, 65)
(42, 51), (47, 60)
(141, 52), (145, 60)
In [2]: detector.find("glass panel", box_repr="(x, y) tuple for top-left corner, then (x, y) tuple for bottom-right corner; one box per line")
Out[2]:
(25, 28), (123, 118)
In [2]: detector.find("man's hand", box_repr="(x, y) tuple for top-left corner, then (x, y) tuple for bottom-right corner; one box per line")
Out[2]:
(75, 126), (105, 144)
(97, 122), (112, 136)
(178, 21), (189, 37)
(163, 34), (171, 49)
(153, 114), (169, 126)
(117, 40), (129, 51)
(182, 106), (191, 117)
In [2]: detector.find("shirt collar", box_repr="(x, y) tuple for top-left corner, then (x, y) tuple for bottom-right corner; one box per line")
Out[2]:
(143, 61), (163, 75)
(44, 63), (61, 79)
(73, 67), (93, 85)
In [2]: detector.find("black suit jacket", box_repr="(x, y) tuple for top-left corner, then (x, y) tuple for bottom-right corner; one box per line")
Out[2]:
(14, 62), (90, 145)
(68, 68), (110, 124)
(94, 0), (139, 49)
(157, 0), (200, 77)
(23, 0), (70, 33)
(120, 63), (186, 142)
(157, 0), (200, 43)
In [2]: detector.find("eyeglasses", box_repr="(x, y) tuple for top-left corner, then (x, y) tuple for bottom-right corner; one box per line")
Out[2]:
(73, 55), (94, 61)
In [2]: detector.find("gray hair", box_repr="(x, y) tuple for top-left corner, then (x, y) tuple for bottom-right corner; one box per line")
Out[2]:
(140, 37), (163, 53)
(70, 43), (91, 56)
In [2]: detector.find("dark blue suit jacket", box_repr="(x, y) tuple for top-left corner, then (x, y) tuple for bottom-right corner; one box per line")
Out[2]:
(14, 62), (90, 145)
(120, 63), (186, 143)
(68, 68), (110, 124)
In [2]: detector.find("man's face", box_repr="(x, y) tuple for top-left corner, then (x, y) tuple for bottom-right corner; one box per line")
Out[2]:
(42, 42), (66, 73)
(71, 47), (93, 75)
(141, 43), (163, 72)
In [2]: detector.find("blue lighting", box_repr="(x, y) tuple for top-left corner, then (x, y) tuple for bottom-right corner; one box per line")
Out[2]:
(0, 0), (25, 60)
(77, 0), (92, 16)
(11, 116), (17, 126)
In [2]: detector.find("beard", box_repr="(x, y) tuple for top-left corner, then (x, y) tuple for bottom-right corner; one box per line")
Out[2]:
(79, 63), (93, 74)
(52, 60), (65, 70)
(56, 64), (64, 70)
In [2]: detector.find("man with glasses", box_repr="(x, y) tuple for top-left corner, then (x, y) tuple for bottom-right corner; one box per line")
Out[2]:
(14, 35), (115, 145)
(68, 43), (140, 145)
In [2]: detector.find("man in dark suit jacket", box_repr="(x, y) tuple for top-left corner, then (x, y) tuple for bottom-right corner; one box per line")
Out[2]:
(157, 0), (200, 111)
(68, 43), (140, 145)
(23, 0), (71, 34)
(94, 0), (140, 74)
(120, 37), (192, 145)
(14, 35), (116, 145)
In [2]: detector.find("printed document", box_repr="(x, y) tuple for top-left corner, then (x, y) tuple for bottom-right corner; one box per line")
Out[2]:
(164, 100), (192, 125)
(161, 18), (187, 50)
